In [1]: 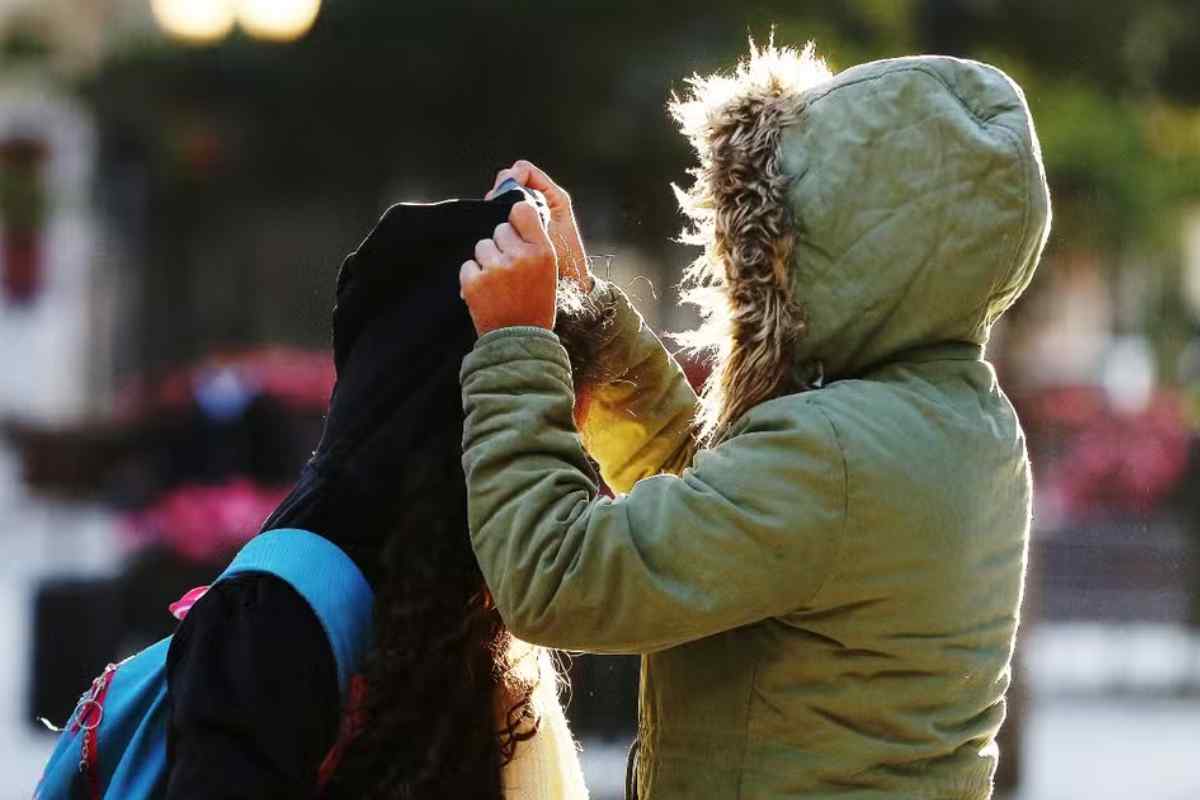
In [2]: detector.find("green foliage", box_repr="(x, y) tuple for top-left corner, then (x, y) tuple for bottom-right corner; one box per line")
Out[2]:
(1028, 77), (1200, 251)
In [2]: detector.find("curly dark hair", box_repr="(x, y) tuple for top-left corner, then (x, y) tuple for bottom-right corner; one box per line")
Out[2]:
(293, 192), (554, 798)
(321, 442), (539, 799)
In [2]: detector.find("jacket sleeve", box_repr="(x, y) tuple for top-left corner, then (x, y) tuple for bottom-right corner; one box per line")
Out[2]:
(460, 328), (844, 654)
(558, 278), (699, 492)
(165, 574), (340, 799)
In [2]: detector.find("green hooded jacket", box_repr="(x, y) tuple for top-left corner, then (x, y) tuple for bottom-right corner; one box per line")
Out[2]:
(460, 54), (1051, 799)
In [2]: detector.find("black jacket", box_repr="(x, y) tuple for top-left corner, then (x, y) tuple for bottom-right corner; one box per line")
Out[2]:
(164, 189), (528, 797)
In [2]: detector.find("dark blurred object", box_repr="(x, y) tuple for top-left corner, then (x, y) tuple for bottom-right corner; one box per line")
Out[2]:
(29, 577), (122, 727)
(1173, 434), (1200, 627)
(1033, 518), (1194, 623)
(994, 665), (1024, 792)
(996, 572), (1038, 795)
(5, 347), (331, 507)
(4, 421), (129, 499)
(917, 0), (981, 57)
(117, 546), (228, 650)
(565, 655), (639, 741)
(0, 134), (48, 305)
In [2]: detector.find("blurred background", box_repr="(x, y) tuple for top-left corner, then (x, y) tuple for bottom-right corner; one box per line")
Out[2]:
(1, 0), (1199, 797)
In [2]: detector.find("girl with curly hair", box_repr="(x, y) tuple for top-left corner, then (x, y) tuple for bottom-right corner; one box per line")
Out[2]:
(165, 191), (588, 799)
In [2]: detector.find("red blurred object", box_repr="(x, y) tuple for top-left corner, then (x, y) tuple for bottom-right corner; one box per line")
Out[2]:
(0, 136), (49, 305)
(1018, 386), (1191, 521)
(674, 348), (713, 393)
(123, 479), (290, 563)
(113, 346), (335, 421)
(2, 229), (43, 303)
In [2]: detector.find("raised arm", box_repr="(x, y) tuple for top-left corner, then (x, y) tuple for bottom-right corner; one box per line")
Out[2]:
(557, 278), (699, 492)
(457, 177), (841, 652)
(459, 328), (843, 653)
(485, 160), (699, 492)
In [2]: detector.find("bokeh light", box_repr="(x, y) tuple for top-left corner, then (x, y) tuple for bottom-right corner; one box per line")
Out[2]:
(235, 0), (322, 43)
(150, 0), (236, 45)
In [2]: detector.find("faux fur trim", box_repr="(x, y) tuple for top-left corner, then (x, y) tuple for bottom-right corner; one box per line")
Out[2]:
(668, 40), (832, 444)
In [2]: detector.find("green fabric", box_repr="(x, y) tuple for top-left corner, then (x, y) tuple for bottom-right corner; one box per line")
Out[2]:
(782, 57), (1050, 382)
(461, 55), (1049, 799)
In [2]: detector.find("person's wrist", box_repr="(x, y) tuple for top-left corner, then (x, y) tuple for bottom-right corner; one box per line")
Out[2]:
(561, 244), (593, 291)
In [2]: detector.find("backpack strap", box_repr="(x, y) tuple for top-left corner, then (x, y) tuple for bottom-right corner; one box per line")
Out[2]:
(216, 529), (374, 696)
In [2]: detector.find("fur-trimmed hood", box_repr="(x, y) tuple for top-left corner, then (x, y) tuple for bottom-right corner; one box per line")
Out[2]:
(672, 45), (1052, 442)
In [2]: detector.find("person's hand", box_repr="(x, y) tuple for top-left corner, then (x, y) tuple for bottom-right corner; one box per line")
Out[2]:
(487, 160), (592, 291)
(459, 201), (558, 336)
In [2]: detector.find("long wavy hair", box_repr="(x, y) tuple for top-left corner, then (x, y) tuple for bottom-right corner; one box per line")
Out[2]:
(322, 442), (539, 799)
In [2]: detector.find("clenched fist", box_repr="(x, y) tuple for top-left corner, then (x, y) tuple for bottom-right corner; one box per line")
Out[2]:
(459, 200), (558, 336)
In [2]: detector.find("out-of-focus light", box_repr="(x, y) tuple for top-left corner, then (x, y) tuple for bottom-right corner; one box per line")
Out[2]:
(1102, 336), (1156, 415)
(151, 0), (236, 44)
(236, 0), (322, 42)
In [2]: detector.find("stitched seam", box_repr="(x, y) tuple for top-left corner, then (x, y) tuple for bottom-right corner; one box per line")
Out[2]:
(474, 326), (559, 345)
(466, 357), (571, 374)
(734, 654), (761, 800)
(467, 345), (569, 366)
(799, 399), (850, 608)
(465, 348), (571, 368)
(464, 358), (573, 386)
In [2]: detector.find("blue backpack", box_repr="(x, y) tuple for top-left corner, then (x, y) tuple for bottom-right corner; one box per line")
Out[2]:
(35, 528), (374, 799)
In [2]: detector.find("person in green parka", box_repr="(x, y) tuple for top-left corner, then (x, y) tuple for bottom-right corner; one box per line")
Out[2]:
(456, 41), (1051, 799)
